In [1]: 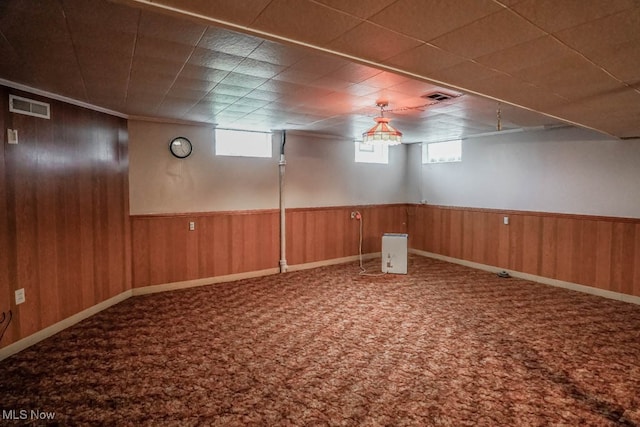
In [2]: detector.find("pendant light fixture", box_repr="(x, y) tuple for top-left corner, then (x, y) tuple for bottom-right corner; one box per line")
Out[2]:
(362, 101), (402, 145)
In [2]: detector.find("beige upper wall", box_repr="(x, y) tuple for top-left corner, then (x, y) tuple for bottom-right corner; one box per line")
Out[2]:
(408, 127), (640, 218)
(129, 121), (278, 214)
(128, 120), (408, 214)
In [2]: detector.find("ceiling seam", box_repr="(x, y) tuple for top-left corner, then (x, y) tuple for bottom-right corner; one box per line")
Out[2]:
(502, 5), (640, 97)
(248, 0), (276, 27)
(154, 26), (209, 117)
(68, 0), (623, 138)
(59, 0), (89, 102)
(123, 10), (142, 108)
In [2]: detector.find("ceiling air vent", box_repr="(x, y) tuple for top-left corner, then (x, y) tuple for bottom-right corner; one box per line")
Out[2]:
(422, 91), (456, 102)
(9, 94), (50, 119)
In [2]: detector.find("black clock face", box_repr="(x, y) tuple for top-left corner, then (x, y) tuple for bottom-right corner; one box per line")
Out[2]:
(169, 137), (192, 158)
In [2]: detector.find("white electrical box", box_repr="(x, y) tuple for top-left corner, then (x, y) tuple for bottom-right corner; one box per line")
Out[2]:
(382, 233), (408, 274)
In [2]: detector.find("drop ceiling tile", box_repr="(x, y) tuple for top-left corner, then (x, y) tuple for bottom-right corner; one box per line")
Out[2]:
(368, 0), (502, 42)
(220, 72), (269, 89)
(327, 21), (423, 62)
(475, 36), (574, 75)
(150, 0), (272, 27)
(189, 48), (244, 70)
(328, 63), (382, 84)
(428, 61), (502, 88)
(359, 71), (414, 89)
(210, 83), (254, 97)
(464, 74), (567, 112)
(585, 42), (640, 83)
(233, 97), (271, 109)
(430, 9), (545, 59)
(179, 65), (229, 82)
(257, 79), (308, 95)
(171, 76), (218, 93)
(198, 27), (263, 56)
(313, 0), (398, 19)
(221, 104), (259, 114)
(553, 8), (640, 57)
(233, 58), (287, 79)
(201, 92), (242, 105)
(131, 56), (184, 79)
(309, 76), (353, 91)
(512, 54), (622, 100)
(290, 53), (346, 74)
(251, 0), (362, 45)
(286, 87), (336, 104)
(245, 88), (284, 102)
(136, 36), (195, 62)
(384, 44), (466, 75)
(138, 10), (206, 45)
(388, 80), (443, 97)
(0, 37), (25, 82)
(74, 48), (131, 104)
(157, 97), (199, 114)
(62, 0), (139, 30)
(345, 83), (381, 97)
(543, 97), (640, 136)
(510, 0), (637, 34)
(247, 39), (310, 66)
(273, 68), (324, 84)
(164, 87), (208, 101)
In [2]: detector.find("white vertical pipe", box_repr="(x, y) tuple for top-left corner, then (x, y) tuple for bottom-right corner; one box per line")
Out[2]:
(279, 130), (288, 273)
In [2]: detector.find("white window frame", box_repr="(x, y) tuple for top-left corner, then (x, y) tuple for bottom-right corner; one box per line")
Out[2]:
(214, 128), (272, 158)
(423, 140), (462, 164)
(354, 141), (389, 164)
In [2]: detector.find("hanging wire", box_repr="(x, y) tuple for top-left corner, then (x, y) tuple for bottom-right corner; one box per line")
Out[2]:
(497, 102), (502, 131)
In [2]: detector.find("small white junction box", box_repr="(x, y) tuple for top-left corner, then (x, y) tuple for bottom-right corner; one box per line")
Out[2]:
(382, 233), (408, 274)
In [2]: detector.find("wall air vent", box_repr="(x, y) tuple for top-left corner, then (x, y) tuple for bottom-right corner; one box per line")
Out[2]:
(9, 94), (50, 119)
(421, 91), (456, 102)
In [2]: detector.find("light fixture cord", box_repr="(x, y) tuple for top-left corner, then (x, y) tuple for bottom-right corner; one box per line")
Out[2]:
(357, 212), (386, 277)
(497, 102), (502, 131)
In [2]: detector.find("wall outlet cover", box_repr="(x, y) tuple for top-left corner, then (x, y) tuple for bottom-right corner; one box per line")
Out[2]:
(15, 288), (25, 305)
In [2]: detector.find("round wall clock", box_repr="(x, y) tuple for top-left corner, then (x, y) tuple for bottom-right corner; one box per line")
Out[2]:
(169, 136), (192, 159)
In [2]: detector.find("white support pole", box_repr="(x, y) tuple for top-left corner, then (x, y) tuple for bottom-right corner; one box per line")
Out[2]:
(279, 130), (288, 273)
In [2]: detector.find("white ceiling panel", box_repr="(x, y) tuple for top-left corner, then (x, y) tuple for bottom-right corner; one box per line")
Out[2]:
(1, 0), (638, 141)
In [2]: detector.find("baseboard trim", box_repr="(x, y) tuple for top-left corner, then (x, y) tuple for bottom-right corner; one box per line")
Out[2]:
(286, 253), (381, 272)
(410, 249), (640, 306)
(0, 290), (132, 362)
(132, 268), (281, 296)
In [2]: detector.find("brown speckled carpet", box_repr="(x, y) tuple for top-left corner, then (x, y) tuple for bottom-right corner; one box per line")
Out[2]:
(1, 255), (640, 426)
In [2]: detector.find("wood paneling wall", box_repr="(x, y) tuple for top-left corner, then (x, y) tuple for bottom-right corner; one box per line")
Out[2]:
(131, 210), (280, 287)
(131, 204), (408, 287)
(1, 87), (130, 349)
(408, 204), (640, 297)
(286, 204), (408, 265)
(1, 87), (13, 345)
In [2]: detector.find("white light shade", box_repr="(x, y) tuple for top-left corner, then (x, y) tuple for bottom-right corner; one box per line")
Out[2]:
(362, 117), (402, 145)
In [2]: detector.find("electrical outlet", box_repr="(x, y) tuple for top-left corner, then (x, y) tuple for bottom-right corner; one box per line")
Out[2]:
(350, 212), (356, 219)
(189, 221), (195, 231)
(503, 216), (509, 225)
(15, 288), (25, 305)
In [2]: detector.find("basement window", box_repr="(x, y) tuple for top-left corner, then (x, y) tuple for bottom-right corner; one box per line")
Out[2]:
(423, 140), (462, 163)
(215, 128), (272, 158)
(354, 141), (389, 164)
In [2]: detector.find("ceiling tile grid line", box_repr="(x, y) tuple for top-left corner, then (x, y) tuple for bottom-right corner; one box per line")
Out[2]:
(107, 0), (589, 132)
(123, 9), (142, 109)
(153, 26), (209, 115)
(2, 0), (638, 139)
(503, 5), (640, 97)
(60, 11), (91, 103)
